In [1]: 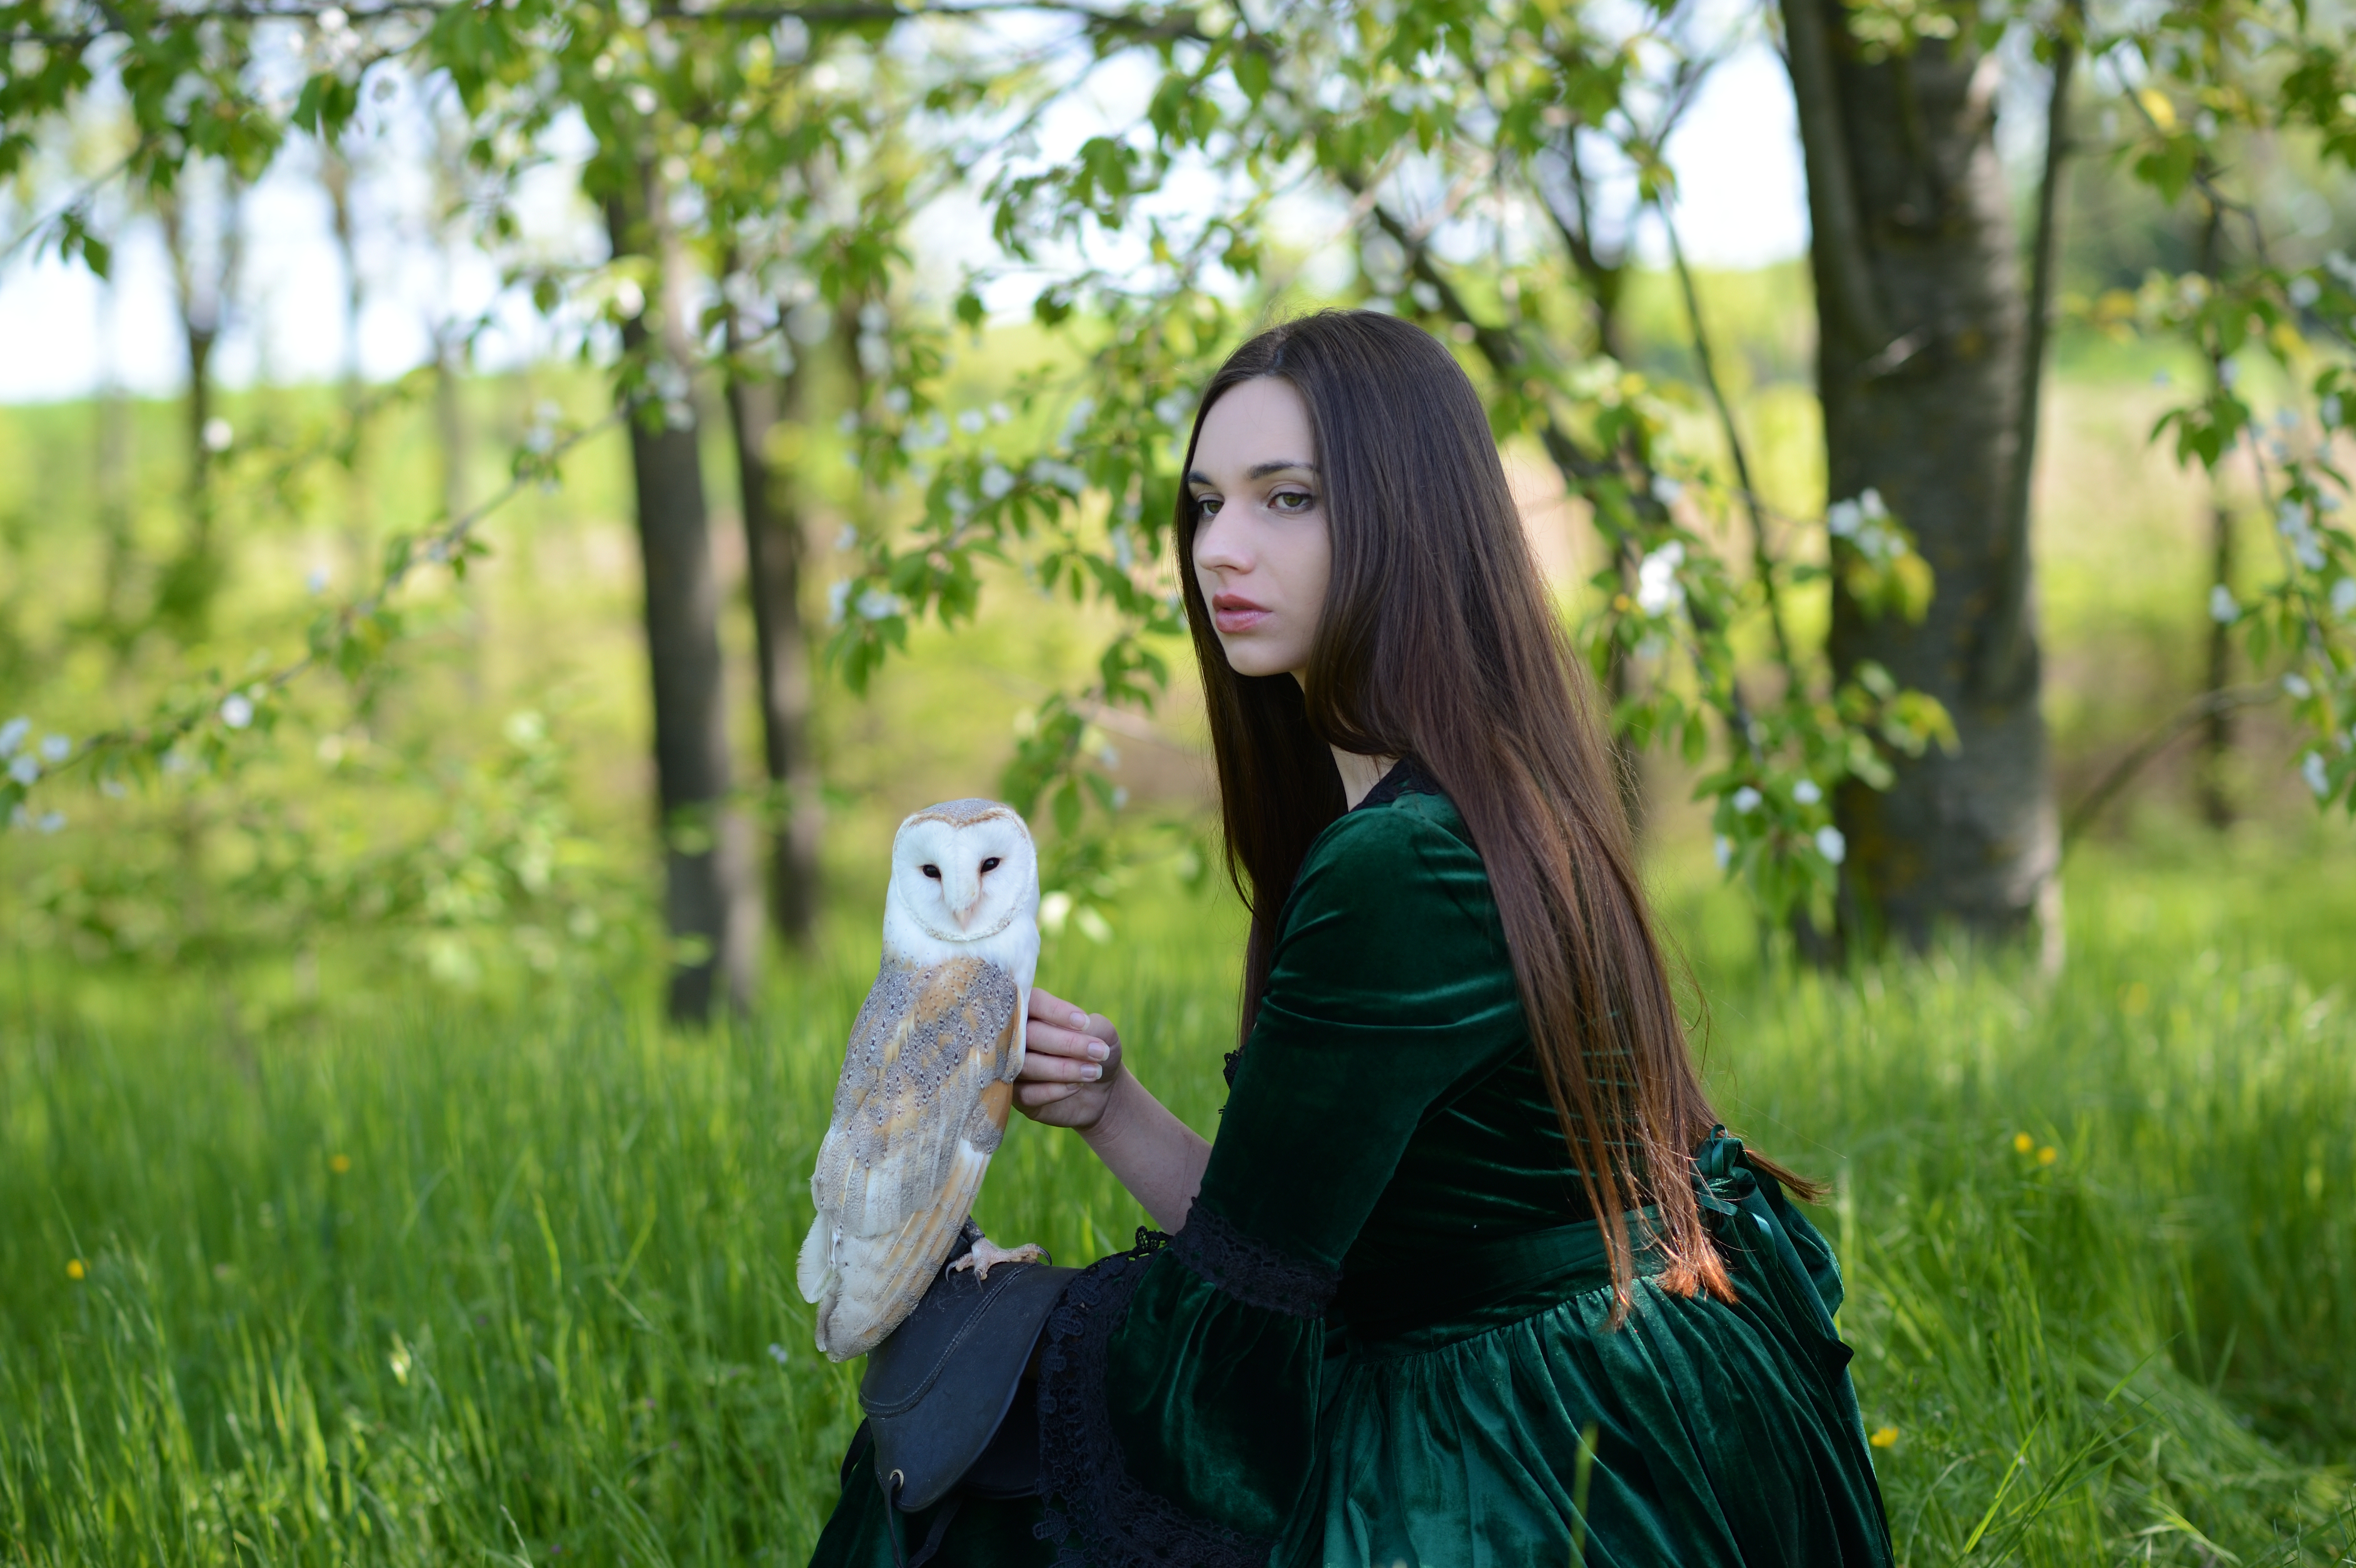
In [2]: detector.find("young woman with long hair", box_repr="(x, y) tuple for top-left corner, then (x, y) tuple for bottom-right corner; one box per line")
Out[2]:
(814, 310), (1893, 1567)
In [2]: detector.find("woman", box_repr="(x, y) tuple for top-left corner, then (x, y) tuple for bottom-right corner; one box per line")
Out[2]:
(814, 310), (1892, 1567)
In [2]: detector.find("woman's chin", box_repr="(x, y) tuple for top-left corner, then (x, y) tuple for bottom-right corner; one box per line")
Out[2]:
(1220, 641), (1302, 680)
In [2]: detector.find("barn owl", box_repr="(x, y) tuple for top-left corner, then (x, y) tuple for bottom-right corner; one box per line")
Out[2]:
(797, 798), (1046, 1361)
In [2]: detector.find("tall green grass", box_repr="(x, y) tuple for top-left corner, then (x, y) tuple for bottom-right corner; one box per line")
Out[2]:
(3, 832), (2353, 1565)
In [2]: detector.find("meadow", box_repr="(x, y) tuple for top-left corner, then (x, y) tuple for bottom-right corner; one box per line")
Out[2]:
(4, 821), (2354, 1567)
(4, 294), (2353, 1563)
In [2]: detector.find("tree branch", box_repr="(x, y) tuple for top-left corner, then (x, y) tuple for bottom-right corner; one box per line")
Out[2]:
(1660, 194), (1797, 684)
(1975, 0), (2080, 701)
(2061, 682), (2281, 848)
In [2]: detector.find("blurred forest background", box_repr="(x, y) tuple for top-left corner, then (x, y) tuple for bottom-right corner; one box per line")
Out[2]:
(3, 0), (2356, 1559)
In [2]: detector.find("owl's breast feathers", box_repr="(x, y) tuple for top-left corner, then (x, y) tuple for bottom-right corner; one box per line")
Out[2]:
(799, 952), (1025, 1359)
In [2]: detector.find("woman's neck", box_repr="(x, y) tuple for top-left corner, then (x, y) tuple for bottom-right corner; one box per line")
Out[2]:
(1332, 747), (1400, 810)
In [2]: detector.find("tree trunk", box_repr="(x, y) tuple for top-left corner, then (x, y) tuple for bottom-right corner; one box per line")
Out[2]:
(154, 175), (237, 642)
(1782, 0), (2060, 948)
(604, 174), (756, 1022)
(2195, 204), (2236, 828)
(724, 304), (823, 949)
(322, 146), (372, 589)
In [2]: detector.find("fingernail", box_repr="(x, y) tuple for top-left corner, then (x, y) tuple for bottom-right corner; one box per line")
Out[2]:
(1070, 1010), (1087, 1027)
(1086, 1041), (1109, 1061)
(1082, 1064), (1102, 1081)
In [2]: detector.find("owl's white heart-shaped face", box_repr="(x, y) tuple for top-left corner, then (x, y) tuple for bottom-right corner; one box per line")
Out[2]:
(887, 803), (1039, 943)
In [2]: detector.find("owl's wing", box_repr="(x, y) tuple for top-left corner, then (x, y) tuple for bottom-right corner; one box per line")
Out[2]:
(798, 952), (1023, 1359)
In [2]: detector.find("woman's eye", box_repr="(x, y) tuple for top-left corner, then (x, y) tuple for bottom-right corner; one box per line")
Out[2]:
(921, 864), (941, 880)
(1271, 490), (1314, 513)
(1194, 494), (1221, 518)
(981, 857), (1001, 872)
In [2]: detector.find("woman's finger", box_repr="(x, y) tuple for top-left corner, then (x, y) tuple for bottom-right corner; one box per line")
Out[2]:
(1025, 1021), (1111, 1061)
(1029, 986), (1092, 1030)
(1019, 1047), (1104, 1083)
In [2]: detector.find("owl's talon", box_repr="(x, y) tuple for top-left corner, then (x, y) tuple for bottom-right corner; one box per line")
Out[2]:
(950, 1236), (1046, 1281)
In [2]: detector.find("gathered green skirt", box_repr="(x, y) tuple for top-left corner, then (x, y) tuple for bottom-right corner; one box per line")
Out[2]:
(811, 1143), (1890, 1568)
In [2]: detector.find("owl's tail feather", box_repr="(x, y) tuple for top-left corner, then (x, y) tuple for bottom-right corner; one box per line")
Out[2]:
(813, 1141), (989, 1361)
(796, 1215), (836, 1308)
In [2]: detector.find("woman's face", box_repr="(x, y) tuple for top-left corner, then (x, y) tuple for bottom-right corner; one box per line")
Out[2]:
(1187, 376), (1329, 682)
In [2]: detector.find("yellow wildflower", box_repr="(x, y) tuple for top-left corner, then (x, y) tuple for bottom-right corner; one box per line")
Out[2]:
(2012, 1132), (2034, 1154)
(2038, 1146), (2058, 1165)
(330, 1154), (352, 1174)
(1869, 1426), (1898, 1449)
(66, 1259), (85, 1280)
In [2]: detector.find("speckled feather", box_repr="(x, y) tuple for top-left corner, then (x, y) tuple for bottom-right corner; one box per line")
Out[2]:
(800, 952), (1023, 1359)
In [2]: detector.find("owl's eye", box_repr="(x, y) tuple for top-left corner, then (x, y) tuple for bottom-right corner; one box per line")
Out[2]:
(980, 857), (1002, 873)
(920, 864), (941, 880)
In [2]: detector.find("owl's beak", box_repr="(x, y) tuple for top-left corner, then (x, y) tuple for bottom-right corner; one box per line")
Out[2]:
(949, 874), (985, 929)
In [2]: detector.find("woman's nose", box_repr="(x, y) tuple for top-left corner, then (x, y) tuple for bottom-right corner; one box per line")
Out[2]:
(1193, 511), (1249, 574)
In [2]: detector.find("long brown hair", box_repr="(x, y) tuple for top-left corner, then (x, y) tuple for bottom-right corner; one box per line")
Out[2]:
(1177, 309), (1787, 1305)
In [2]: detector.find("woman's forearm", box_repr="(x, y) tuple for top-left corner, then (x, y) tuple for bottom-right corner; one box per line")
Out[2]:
(1081, 1070), (1211, 1233)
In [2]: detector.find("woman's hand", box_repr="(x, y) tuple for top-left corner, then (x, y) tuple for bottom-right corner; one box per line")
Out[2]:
(1017, 986), (1122, 1132)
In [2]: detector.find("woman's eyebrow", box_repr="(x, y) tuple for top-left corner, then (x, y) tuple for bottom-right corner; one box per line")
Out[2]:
(1184, 460), (1318, 486)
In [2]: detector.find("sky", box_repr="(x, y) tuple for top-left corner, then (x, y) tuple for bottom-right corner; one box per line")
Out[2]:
(0, 34), (1811, 405)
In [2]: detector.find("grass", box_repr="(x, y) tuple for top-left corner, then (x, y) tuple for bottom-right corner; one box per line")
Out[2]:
(4, 827), (2354, 1566)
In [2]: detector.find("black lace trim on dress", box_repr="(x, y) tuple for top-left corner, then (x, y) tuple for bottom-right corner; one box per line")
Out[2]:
(1034, 1228), (1273, 1568)
(1351, 754), (1435, 813)
(1167, 1205), (1339, 1318)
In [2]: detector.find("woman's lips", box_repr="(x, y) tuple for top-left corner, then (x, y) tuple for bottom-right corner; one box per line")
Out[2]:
(1211, 594), (1270, 634)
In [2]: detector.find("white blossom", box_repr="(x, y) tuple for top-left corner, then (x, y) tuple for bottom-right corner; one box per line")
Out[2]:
(2322, 396), (2344, 428)
(1827, 499), (1861, 538)
(7, 755), (36, 785)
(1793, 778), (1823, 806)
(2289, 276), (2322, 309)
(1815, 825), (1847, 865)
(2210, 584), (2239, 623)
(1731, 786), (1762, 813)
(957, 410), (986, 435)
(627, 84), (658, 116)
(1153, 391), (1193, 428)
(39, 734), (68, 762)
(2279, 499), (2326, 571)
(0, 717), (26, 758)
(856, 588), (904, 621)
(35, 811), (63, 834)
(2219, 359), (2241, 390)
(827, 579), (852, 625)
(1653, 476), (1684, 505)
(989, 402), (1011, 425)
(2332, 577), (2356, 619)
(883, 386), (912, 416)
(220, 693), (255, 730)
(1635, 542), (1685, 615)
(979, 465), (1014, 501)
(1713, 834), (1732, 870)
(2302, 751), (2332, 798)
(100, 778), (127, 798)
(202, 417), (234, 453)
(2283, 671), (2313, 700)
(611, 279), (645, 320)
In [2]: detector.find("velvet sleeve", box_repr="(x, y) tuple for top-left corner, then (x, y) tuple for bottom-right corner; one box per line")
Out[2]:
(1036, 799), (1526, 1566)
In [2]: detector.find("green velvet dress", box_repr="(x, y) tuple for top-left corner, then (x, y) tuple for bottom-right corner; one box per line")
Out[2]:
(812, 766), (1893, 1568)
